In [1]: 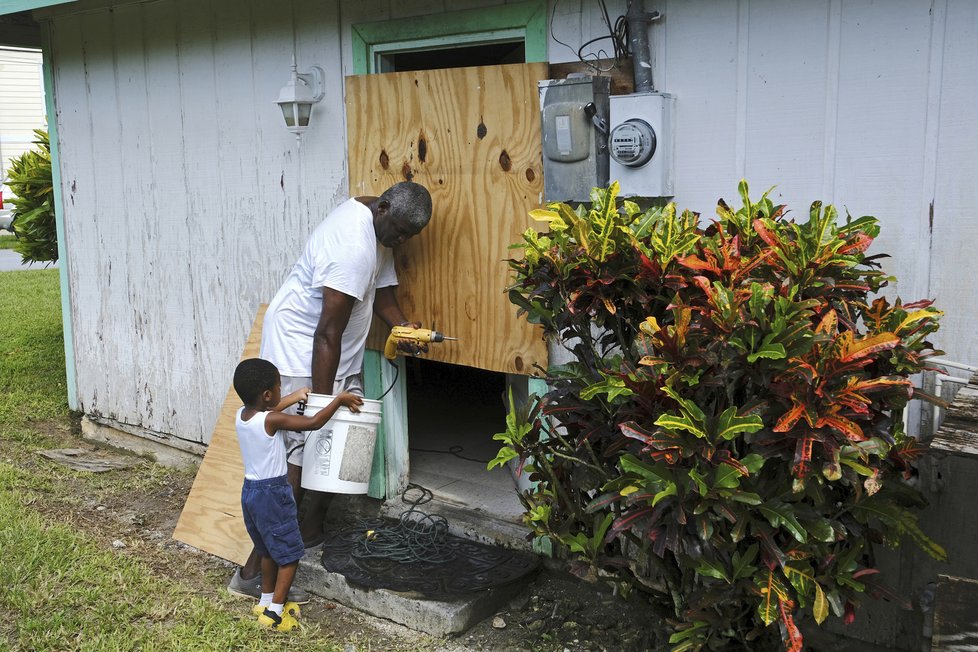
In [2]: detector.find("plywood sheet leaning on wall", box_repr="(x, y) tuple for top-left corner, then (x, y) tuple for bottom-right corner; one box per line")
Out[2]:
(172, 305), (267, 564)
(346, 62), (549, 376)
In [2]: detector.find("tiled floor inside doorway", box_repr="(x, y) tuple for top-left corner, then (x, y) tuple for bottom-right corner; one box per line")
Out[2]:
(403, 358), (524, 523)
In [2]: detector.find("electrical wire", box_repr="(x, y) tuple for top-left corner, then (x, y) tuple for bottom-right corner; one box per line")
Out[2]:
(352, 483), (456, 564)
(377, 360), (399, 400)
(550, 0), (630, 74)
(409, 444), (492, 465)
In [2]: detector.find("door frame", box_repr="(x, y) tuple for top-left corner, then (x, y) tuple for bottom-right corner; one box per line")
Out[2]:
(354, 0), (547, 499)
(351, 0), (546, 76)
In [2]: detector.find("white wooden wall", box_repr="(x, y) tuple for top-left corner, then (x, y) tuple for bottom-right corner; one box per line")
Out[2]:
(40, 0), (978, 446)
(47, 0), (354, 445)
(43, 0), (519, 445)
(554, 0), (978, 368)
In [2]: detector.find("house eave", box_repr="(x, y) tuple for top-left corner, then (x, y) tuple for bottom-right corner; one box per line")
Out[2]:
(0, 1), (76, 16)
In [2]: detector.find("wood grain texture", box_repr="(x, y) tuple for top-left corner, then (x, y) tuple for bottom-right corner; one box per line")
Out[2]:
(548, 58), (634, 95)
(931, 376), (978, 459)
(172, 305), (267, 565)
(932, 574), (978, 652)
(346, 62), (549, 376)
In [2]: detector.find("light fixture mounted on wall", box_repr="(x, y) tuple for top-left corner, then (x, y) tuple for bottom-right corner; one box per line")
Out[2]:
(276, 56), (325, 141)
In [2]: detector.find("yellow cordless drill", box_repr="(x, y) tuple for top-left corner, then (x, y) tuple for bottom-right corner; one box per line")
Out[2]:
(383, 325), (458, 361)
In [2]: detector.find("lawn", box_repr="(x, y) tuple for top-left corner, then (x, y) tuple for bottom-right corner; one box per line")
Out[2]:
(0, 270), (354, 652)
(0, 270), (621, 652)
(0, 233), (17, 250)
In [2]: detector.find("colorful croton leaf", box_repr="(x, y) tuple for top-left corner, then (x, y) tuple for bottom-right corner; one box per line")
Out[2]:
(498, 182), (946, 651)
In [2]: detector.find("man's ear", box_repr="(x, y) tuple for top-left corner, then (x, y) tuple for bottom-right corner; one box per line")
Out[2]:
(377, 199), (391, 215)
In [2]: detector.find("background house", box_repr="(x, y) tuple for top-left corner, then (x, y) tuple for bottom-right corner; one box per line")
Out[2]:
(0, 1), (976, 647)
(0, 45), (44, 209)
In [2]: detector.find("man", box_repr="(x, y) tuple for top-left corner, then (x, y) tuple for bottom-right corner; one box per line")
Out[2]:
(228, 181), (433, 601)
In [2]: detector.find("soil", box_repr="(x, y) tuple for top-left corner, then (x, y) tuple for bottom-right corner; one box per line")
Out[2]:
(12, 417), (664, 652)
(11, 419), (886, 652)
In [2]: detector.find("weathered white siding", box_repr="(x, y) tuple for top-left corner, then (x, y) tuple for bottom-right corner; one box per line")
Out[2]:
(39, 0), (978, 448)
(48, 0), (354, 445)
(0, 46), (44, 194)
(556, 0), (978, 366)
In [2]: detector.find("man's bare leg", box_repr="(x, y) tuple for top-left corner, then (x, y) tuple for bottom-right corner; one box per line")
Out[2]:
(288, 462), (330, 546)
(241, 547), (261, 580)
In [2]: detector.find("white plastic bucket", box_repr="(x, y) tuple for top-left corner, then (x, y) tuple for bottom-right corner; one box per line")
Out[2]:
(300, 393), (382, 494)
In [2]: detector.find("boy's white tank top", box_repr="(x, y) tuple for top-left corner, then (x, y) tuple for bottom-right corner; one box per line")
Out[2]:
(235, 408), (288, 481)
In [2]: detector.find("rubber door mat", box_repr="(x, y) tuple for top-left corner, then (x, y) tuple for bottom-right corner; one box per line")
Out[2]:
(320, 519), (539, 600)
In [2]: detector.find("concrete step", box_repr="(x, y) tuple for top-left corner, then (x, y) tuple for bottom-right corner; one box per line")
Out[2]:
(379, 494), (532, 552)
(296, 533), (535, 637)
(301, 493), (539, 635)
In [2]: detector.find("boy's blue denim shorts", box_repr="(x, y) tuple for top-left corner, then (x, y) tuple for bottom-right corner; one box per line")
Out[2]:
(240, 475), (304, 566)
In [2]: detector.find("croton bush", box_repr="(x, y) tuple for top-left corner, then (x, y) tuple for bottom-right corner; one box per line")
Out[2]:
(6, 129), (58, 264)
(491, 182), (946, 651)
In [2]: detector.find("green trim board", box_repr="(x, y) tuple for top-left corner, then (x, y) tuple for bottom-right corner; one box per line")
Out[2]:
(362, 350), (409, 499)
(362, 350), (385, 498)
(40, 22), (77, 410)
(352, 0), (546, 74)
(0, 0), (75, 15)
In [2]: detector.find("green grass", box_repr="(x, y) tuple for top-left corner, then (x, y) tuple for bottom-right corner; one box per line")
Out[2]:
(0, 272), (350, 652)
(0, 233), (17, 249)
(0, 269), (68, 430)
(0, 475), (342, 652)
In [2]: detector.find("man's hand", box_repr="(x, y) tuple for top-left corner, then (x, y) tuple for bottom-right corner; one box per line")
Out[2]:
(396, 322), (429, 356)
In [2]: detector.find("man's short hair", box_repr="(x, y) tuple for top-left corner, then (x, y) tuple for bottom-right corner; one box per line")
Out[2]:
(233, 358), (280, 404)
(381, 182), (432, 233)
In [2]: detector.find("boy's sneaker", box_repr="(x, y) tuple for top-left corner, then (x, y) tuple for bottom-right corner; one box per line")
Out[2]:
(258, 607), (300, 632)
(227, 569), (310, 604)
(252, 601), (301, 617)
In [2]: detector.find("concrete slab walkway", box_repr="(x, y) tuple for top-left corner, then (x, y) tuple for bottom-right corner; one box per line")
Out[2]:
(0, 247), (57, 271)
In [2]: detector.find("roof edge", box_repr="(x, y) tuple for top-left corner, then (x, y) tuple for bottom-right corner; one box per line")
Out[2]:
(0, 1), (76, 17)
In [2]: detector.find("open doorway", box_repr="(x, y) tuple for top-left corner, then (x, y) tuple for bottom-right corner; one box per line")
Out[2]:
(404, 358), (523, 521)
(382, 40), (530, 523)
(376, 40), (525, 72)
(349, 5), (548, 529)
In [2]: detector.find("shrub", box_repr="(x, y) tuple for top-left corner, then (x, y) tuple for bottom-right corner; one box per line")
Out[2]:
(6, 129), (58, 264)
(493, 182), (946, 651)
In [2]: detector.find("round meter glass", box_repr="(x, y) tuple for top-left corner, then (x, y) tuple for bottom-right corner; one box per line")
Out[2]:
(610, 119), (657, 168)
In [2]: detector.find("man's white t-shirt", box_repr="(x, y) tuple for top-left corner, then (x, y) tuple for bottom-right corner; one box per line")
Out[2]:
(260, 198), (397, 379)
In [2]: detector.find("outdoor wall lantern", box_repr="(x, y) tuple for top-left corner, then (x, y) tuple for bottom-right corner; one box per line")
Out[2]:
(276, 56), (325, 141)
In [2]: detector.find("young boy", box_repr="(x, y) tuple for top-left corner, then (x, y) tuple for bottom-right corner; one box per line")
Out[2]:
(232, 357), (363, 631)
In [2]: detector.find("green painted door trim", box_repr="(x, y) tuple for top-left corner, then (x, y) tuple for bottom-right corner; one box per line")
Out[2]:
(351, 0), (547, 74)
(363, 349), (407, 499)
(40, 22), (77, 411)
(351, 0), (547, 498)
(362, 350), (386, 498)
(0, 0), (75, 15)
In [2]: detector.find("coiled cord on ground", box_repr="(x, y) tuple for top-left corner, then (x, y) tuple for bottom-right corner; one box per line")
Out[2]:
(352, 483), (456, 564)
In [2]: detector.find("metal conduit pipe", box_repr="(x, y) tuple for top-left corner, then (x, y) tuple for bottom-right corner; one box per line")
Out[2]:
(626, 0), (661, 93)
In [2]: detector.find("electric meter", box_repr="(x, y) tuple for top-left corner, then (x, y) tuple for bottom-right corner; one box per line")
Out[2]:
(610, 119), (657, 168)
(609, 92), (675, 197)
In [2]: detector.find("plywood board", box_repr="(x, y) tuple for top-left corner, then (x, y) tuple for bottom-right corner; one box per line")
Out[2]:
(932, 574), (978, 651)
(346, 62), (549, 376)
(172, 305), (266, 565)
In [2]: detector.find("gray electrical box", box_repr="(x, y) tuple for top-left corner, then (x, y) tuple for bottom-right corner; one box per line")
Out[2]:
(538, 75), (610, 203)
(609, 92), (676, 198)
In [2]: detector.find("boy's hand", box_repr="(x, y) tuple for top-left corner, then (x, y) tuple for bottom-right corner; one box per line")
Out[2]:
(338, 391), (364, 413)
(296, 387), (310, 401)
